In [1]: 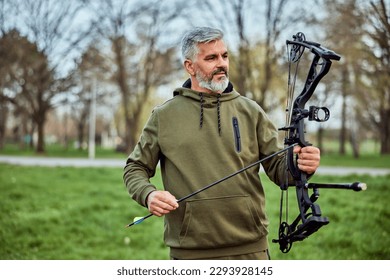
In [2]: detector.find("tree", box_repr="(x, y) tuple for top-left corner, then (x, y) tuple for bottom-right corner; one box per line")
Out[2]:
(0, 29), (52, 150)
(195, 0), (313, 114)
(7, 0), (88, 153)
(360, 0), (390, 154)
(70, 42), (114, 150)
(318, 0), (366, 157)
(0, 0), (18, 149)
(84, 0), (183, 153)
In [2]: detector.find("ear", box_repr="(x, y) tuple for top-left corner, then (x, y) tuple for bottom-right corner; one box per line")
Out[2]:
(184, 59), (195, 76)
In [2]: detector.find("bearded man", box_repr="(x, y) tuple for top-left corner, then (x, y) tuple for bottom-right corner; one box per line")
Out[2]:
(123, 27), (320, 260)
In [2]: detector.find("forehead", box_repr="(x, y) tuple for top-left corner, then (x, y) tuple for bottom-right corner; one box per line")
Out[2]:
(197, 40), (227, 56)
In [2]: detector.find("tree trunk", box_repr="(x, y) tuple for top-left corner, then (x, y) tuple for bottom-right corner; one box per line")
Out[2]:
(0, 102), (8, 149)
(77, 122), (85, 150)
(339, 67), (348, 155)
(34, 103), (47, 153)
(112, 36), (134, 153)
(36, 118), (45, 153)
(349, 132), (360, 158)
(317, 126), (325, 152)
(380, 107), (390, 154)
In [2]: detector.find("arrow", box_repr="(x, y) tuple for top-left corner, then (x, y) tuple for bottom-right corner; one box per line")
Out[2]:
(125, 143), (298, 228)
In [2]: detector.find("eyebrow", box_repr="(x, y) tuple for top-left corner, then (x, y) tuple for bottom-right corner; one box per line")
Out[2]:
(204, 51), (228, 60)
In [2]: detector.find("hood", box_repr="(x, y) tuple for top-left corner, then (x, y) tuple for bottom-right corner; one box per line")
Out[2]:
(173, 79), (239, 105)
(173, 79), (240, 135)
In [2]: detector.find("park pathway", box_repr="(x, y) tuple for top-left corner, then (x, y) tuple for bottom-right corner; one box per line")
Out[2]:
(0, 155), (389, 176)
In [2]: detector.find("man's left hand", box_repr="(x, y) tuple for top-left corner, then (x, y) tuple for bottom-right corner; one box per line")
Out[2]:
(293, 145), (320, 174)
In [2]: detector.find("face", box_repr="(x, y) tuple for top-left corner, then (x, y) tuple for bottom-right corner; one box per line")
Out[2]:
(185, 39), (229, 94)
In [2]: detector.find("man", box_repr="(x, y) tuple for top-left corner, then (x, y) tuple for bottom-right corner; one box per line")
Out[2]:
(123, 27), (320, 260)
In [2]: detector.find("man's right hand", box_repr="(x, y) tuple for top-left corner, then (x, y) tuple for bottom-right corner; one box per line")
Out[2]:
(146, 190), (179, 217)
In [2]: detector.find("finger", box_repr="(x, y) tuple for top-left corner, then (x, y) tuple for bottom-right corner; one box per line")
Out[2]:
(298, 152), (320, 161)
(301, 146), (320, 154)
(165, 193), (179, 208)
(297, 164), (315, 174)
(156, 200), (178, 211)
(154, 192), (178, 209)
(151, 205), (172, 217)
(148, 191), (179, 216)
(150, 198), (177, 212)
(149, 202), (171, 217)
(297, 159), (319, 174)
(297, 158), (318, 167)
(293, 145), (302, 154)
(298, 147), (320, 160)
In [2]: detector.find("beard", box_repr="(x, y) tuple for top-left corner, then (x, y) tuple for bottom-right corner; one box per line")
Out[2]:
(195, 67), (229, 93)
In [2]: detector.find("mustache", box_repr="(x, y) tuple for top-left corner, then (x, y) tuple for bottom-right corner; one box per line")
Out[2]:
(212, 68), (228, 76)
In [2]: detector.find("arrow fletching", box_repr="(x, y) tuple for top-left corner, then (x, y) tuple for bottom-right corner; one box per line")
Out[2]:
(125, 213), (153, 228)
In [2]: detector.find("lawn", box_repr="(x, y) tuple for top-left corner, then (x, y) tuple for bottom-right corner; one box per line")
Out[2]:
(0, 164), (388, 260)
(2, 143), (390, 168)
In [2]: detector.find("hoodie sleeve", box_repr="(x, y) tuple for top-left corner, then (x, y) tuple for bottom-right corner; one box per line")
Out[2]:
(256, 108), (294, 187)
(123, 110), (160, 207)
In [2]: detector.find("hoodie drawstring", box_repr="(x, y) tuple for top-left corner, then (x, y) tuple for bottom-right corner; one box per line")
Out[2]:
(198, 93), (222, 136)
(199, 93), (204, 129)
(217, 94), (221, 135)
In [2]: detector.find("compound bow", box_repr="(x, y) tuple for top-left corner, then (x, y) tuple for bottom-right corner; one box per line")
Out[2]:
(272, 32), (367, 253)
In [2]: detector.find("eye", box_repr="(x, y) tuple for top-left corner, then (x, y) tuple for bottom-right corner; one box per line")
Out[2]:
(205, 55), (216, 61)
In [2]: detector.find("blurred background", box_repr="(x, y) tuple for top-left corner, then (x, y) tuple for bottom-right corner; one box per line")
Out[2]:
(0, 0), (388, 157)
(0, 0), (389, 260)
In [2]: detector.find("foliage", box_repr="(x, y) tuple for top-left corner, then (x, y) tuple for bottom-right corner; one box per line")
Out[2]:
(0, 29), (52, 151)
(320, 0), (390, 154)
(0, 164), (388, 260)
(0, 1), (86, 153)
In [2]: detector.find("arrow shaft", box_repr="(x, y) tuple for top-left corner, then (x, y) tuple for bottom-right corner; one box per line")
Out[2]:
(126, 143), (297, 228)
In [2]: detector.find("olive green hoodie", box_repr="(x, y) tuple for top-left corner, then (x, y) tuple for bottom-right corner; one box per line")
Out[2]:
(123, 82), (290, 259)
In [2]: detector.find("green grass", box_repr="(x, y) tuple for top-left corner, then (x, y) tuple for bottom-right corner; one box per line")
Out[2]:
(0, 164), (168, 260)
(0, 144), (125, 158)
(0, 164), (388, 260)
(320, 153), (390, 168)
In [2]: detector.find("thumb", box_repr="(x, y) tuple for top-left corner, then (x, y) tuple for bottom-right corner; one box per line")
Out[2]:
(293, 145), (302, 154)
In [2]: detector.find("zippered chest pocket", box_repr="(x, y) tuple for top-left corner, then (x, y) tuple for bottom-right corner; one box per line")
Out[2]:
(232, 117), (241, 152)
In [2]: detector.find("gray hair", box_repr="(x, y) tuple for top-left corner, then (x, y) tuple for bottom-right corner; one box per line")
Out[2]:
(181, 27), (224, 61)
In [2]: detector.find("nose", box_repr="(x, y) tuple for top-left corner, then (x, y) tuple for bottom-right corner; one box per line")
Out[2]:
(217, 54), (228, 69)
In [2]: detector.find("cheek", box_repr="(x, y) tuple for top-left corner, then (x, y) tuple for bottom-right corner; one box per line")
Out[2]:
(195, 64), (212, 77)
(198, 61), (214, 71)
